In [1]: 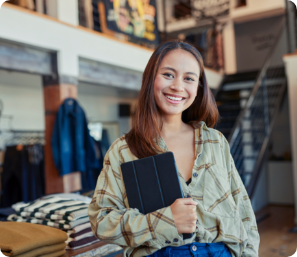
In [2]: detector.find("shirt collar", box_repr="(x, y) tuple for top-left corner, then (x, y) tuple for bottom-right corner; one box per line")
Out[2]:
(156, 121), (208, 158)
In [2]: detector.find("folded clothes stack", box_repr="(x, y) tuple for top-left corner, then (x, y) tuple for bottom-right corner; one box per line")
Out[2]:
(65, 223), (100, 250)
(7, 196), (100, 250)
(0, 221), (68, 257)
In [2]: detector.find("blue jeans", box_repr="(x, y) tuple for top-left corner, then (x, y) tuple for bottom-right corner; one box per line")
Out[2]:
(147, 242), (232, 257)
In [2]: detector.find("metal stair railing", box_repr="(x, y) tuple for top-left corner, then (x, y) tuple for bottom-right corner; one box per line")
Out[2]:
(227, 18), (287, 199)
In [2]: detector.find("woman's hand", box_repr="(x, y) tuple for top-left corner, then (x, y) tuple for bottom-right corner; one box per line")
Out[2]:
(170, 198), (198, 233)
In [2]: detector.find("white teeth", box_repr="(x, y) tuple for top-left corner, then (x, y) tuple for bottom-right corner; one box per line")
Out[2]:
(165, 95), (183, 101)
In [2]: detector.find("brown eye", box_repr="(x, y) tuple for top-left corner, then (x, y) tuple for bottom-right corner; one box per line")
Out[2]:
(163, 73), (173, 78)
(185, 77), (194, 81)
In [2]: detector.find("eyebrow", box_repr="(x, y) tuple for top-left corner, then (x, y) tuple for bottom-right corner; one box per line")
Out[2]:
(160, 66), (199, 78)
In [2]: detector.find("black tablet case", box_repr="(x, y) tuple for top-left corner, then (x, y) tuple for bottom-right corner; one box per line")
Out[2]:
(120, 152), (192, 239)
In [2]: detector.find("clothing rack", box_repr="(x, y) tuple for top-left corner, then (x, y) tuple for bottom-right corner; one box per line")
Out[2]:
(4, 130), (45, 146)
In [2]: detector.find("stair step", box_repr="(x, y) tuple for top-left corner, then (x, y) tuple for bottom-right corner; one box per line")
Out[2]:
(218, 116), (238, 121)
(216, 95), (248, 102)
(218, 105), (242, 111)
(223, 70), (259, 83)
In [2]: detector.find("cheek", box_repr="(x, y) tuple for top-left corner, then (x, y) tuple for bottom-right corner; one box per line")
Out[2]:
(188, 86), (198, 99)
(154, 76), (165, 94)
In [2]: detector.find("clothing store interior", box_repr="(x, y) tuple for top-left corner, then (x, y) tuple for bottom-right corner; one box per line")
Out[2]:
(0, 0), (297, 257)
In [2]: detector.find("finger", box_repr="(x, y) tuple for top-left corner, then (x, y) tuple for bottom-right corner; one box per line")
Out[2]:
(180, 198), (198, 205)
(186, 205), (196, 212)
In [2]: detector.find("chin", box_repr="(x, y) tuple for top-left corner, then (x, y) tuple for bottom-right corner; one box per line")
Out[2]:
(159, 107), (184, 116)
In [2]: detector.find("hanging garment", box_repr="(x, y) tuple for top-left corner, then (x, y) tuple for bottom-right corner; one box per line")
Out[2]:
(78, 0), (87, 27)
(0, 145), (44, 208)
(81, 130), (109, 192)
(35, 0), (44, 14)
(0, 146), (26, 208)
(51, 98), (99, 176)
(85, 0), (94, 29)
(101, 129), (110, 157)
(92, 0), (101, 31)
(92, 140), (104, 180)
(215, 31), (224, 69)
(26, 0), (35, 10)
(200, 30), (208, 50)
(205, 28), (214, 68)
(27, 144), (45, 201)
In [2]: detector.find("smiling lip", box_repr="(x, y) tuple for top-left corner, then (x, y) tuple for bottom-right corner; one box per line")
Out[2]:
(164, 93), (186, 99)
(163, 93), (186, 104)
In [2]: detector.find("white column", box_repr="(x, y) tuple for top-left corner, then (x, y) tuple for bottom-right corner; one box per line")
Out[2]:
(283, 54), (297, 225)
(223, 20), (237, 75)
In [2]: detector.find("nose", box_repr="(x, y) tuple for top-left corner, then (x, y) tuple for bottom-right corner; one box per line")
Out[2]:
(170, 80), (184, 92)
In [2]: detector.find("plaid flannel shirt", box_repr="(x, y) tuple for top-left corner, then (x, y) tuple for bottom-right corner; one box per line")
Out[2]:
(88, 121), (260, 257)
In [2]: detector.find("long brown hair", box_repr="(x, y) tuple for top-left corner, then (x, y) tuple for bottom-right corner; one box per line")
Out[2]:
(125, 40), (219, 159)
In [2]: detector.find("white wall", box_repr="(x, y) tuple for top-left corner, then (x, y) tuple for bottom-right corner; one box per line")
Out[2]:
(57, 0), (78, 26)
(78, 83), (135, 122)
(230, 0), (286, 23)
(270, 93), (292, 157)
(235, 15), (288, 72)
(268, 162), (295, 205)
(77, 83), (137, 143)
(0, 70), (44, 131)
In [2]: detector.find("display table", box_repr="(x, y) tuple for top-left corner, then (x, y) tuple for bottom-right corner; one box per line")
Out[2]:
(63, 241), (123, 257)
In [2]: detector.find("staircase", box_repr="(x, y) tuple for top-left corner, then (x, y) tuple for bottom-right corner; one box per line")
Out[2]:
(215, 70), (259, 140)
(214, 18), (287, 199)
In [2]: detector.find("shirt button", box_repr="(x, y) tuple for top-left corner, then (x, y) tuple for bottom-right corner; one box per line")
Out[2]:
(173, 238), (178, 242)
(193, 173), (198, 177)
(192, 245), (197, 251)
(165, 240), (171, 244)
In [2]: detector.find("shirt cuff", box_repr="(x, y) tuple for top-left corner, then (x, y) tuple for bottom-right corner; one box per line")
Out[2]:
(147, 206), (183, 247)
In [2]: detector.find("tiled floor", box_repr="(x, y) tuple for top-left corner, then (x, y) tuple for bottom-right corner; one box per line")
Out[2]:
(257, 205), (297, 257)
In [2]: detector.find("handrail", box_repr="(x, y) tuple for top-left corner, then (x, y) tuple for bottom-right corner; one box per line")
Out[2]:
(227, 18), (286, 145)
(247, 79), (287, 198)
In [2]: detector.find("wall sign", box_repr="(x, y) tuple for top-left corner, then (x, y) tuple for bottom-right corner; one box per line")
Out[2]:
(103, 0), (159, 45)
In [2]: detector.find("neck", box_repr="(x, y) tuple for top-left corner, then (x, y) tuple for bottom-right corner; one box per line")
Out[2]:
(160, 114), (186, 136)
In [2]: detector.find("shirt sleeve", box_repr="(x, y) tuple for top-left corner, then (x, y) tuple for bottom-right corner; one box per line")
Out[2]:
(88, 142), (182, 253)
(223, 137), (260, 257)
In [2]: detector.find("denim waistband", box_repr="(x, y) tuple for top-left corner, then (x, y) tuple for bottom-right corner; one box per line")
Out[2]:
(152, 242), (228, 257)
(171, 242), (225, 253)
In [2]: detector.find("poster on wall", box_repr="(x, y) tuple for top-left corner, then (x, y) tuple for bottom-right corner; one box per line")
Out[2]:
(103, 0), (160, 45)
(192, 0), (230, 20)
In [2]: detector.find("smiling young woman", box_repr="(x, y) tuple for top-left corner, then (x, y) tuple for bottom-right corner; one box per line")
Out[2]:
(88, 41), (260, 257)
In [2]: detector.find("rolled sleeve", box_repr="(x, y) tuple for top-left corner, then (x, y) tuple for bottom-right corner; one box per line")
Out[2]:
(88, 144), (181, 253)
(223, 137), (260, 257)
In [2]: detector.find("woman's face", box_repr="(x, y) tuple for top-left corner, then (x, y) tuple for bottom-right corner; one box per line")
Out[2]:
(154, 49), (200, 118)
